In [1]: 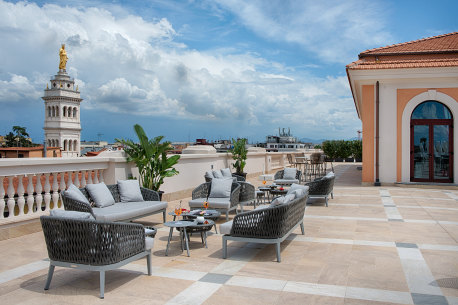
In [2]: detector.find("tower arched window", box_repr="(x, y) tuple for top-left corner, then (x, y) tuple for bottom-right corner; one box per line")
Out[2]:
(68, 140), (72, 152)
(73, 140), (78, 151)
(48, 139), (52, 147)
(48, 106), (51, 117)
(56, 106), (59, 117)
(73, 107), (77, 118)
(63, 140), (67, 151)
(68, 107), (72, 117)
(52, 106), (55, 117)
(63, 106), (67, 117)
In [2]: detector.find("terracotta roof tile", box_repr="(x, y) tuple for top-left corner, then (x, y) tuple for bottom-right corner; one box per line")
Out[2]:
(347, 58), (458, 70)
(360, 32), (458, 55)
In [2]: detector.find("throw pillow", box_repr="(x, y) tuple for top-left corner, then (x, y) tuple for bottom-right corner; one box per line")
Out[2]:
(85, 183), (115, 208)
(270, 196), (287, 206)
(209, 177), (233, 198)
(284, 193), (296, 203)
(221, 168), (232, 178)
(64, 184), (90, 205)
(117, 180), (144, 202)
(205, 171), (214, 180)
(212, 170), (224, 179)
(50, 209), (94, 219)
(283, 167), (297, 179)
(287, 183), (309, 197)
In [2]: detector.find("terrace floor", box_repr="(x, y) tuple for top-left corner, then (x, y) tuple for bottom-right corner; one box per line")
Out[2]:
(1, 163), (458, 304)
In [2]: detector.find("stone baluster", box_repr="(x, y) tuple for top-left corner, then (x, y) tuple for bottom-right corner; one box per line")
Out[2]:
(67, 171), (73, 186)
(74, 171), (80, 188)
(26, 174), (34, 215)
(17, 175), (25, 216)
(0, 176), (5, 219)
(60, 172), (66, 191)
(51, 173), (59, 210)
(98, 169), (104, 183)
(81, 170), (87, 187)
(7, 176), (15, 218)
(93, 170), (99, 184)
(35, 175), (43, 213)
(43, 173), (51, 212)
(87, 170), (92, 185)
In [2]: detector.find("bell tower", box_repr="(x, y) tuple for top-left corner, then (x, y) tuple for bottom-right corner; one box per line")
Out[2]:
(42, 44), (83, 157)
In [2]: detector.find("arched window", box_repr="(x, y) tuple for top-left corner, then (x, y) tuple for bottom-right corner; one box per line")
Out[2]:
(411, 101), (453, 183)
(48, 106), (51, 117)
(68, 107), (72, 117)
(73, 107), (77, 118)
(56, 106), (59, 117)
(63, 139), (67, 151)
(48, 139), (52, 147)
(68, 140), (72, 152)
(63, 106), (67, 117)
(52, 106), (55, 117)
(73, 140), (78, 151)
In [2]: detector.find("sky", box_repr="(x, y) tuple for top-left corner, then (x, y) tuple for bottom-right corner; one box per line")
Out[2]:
(0, 0), (457, 144)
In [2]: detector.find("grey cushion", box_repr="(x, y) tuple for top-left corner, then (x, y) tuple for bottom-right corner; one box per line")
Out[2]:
(325, 171), (335, 178)
(270, 194), (295, 207)
(92, 201), (168, 222)
(209, 177), (233, 198)
(145, 237), (155, 250)
(205, 171), (214, 179)
(220, 220), (233, 235)
(117, 179), (144, 202)
(64, 184), (90, 205)
(86, 183), (115, 208)
(221, 168), (232, 178)
(287, 184), (309, 197)
(255, 204), (270, 210)
(50, 209), (94, 219)
(274, 179), (300, 185)
(283, 168), (297, 179)
(213, 170), (224, 179)
(189, 197), (231, 209)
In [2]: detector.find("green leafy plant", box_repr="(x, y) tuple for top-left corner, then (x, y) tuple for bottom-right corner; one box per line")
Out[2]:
(350, 140), (362, 160)
(5, 126), (35, 147)
(322, 140), (338, 160)
(116, 124), (180, 191)
(230, 138), (248, 175)
(336, 140), (351, 159)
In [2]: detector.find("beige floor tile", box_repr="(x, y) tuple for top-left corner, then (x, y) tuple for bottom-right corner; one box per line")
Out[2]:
(203, 285), (281, 305)
(421, 249), (458, 297)
(278, 291), (345, 305)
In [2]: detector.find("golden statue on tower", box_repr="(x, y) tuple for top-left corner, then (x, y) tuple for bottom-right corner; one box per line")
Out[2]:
(59, 44), (68, 70)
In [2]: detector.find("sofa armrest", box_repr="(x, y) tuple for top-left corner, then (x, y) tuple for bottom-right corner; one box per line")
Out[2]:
(62, 192), (95, 218)
(231, 174), (246, 182)
(40, 216), (146, 266)
(192, 183), (210, 200)
(140, 187), (160, 201)
(229, 184), (241, 208)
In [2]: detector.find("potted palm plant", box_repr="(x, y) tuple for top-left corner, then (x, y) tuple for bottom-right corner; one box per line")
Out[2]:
(116, 124), (180, 199)
(230, 138), (248, 178)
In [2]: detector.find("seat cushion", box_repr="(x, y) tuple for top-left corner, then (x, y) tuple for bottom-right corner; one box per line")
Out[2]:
(274, 179), (299, 185)
(220, 220), (233, 235)
(117, 179), (144, 202)
(85, 183), (115, 208)
(283, 167), (297, 179)
(64, 184), (90, 205)
(209, 177), (233, 198)
(189, 197), (231, 209)
(145, 237), (155, 250)
(50, 209), (94, 219)
(92, 201), (168, 222)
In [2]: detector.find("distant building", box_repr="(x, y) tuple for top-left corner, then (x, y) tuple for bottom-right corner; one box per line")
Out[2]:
(261, 128), (309, 152)
(0, 146), (61, 158)
(170, 142), (193, 154)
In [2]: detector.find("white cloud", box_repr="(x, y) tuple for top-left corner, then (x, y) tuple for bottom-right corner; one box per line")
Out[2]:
(212, 0), (393, 64)
(0, 0), (361, 140)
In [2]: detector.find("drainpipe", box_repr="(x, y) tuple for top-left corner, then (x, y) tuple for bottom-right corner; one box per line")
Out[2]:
(374, 81), (381, 186)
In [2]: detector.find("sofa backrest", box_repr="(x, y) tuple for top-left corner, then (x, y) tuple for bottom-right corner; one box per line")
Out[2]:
(77, 184), (122, 203)
(274, 169), (302, 180)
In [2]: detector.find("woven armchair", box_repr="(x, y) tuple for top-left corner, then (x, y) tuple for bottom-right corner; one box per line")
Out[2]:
(238, 182), (256, 212)
(190, 182), (241, 220)
(222, 192), (307, 262)
(40, 216), (152, 298)
(205, 173), (246, 183)
(273, 169), (302, 185)
(61, 184), (166, 222)
(304, 173), (335, 207)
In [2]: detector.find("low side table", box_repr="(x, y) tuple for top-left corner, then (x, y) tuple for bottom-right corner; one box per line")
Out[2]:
(183, 210), (221, 233)
(270, 189), (288, 198)
(164, 220), (197, 257)
(178, 219), (215, 248)
(258, 187), (271, 203)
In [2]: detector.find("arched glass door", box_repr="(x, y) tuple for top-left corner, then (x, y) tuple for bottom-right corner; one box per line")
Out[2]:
(411, 101), (453, 182)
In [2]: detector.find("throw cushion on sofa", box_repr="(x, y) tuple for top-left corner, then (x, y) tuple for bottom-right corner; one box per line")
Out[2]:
(287, 183), (309, 197)
(283, 167), (297, 179)
(221, 168), (232, 178)
(270, 194), (295, 207)
(86, 183), (115, 208)
(209, 177), (232, 198)
(65, 184), (90, 205)
(213, 170), (224, 179)
(50, 209), (94, 219)
(117, 179), (144, 202)
(205, 171), (214, 180)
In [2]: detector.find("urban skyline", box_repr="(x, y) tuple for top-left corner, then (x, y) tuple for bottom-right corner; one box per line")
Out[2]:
(0, 0), (457, 143)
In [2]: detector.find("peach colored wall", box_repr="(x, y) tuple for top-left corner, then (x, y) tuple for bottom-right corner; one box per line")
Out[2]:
(362, 85), (375, 182)
(396, 88), (458, 182)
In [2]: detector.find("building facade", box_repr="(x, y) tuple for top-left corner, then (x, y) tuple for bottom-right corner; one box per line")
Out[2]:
(347, 32), (458, 184)
(42, 45), (83, 158)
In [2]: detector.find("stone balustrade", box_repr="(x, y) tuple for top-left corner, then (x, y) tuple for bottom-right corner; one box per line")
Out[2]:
(0, 150), (316, 225)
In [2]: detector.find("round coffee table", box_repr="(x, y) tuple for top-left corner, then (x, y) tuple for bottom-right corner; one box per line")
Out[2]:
(164, 219), (197, 257)
(258, 187), (271, 203)
(270, 189), (288, 197)
(183, 210), (221, 233)
(177, 219), (215, 249)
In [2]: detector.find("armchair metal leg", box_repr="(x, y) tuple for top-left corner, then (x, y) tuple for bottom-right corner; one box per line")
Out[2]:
(300, 222), (305, 235)
(325, 196), (328, 207)
(163, 210), (166, 222)
(99, 270), (105, 299)
(276, 243), (281, 262)
(225, 211), (229, 221)
(331, 192), (334, 199)
(222, 237), (227, 259)
(146, 253), (152, 276)
(44, 264), (55, 290)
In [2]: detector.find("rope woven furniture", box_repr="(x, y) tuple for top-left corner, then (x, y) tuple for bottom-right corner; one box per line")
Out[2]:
(304, 172), (335, 207)
(188, 182), (241, 220)
(40, 216), (153, 299)
(273, 169), (302, 186)
(221, 192), (308, 262)
(238, 181), (256, 212)
(61, 184), (167, 222)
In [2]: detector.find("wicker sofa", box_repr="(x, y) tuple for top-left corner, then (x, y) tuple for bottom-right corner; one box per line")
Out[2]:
(188, 182), (241, 220)
(61, 184), (167, 222)
(220, 190), (308, 262)
(273, 169), (302, 186)
(40, 215), (153, 298)
(204, 169), (246, 182)
(305, 172), (335, 207)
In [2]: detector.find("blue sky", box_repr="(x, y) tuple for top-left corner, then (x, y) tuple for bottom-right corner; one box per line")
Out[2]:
(0, 0), (457, 144)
